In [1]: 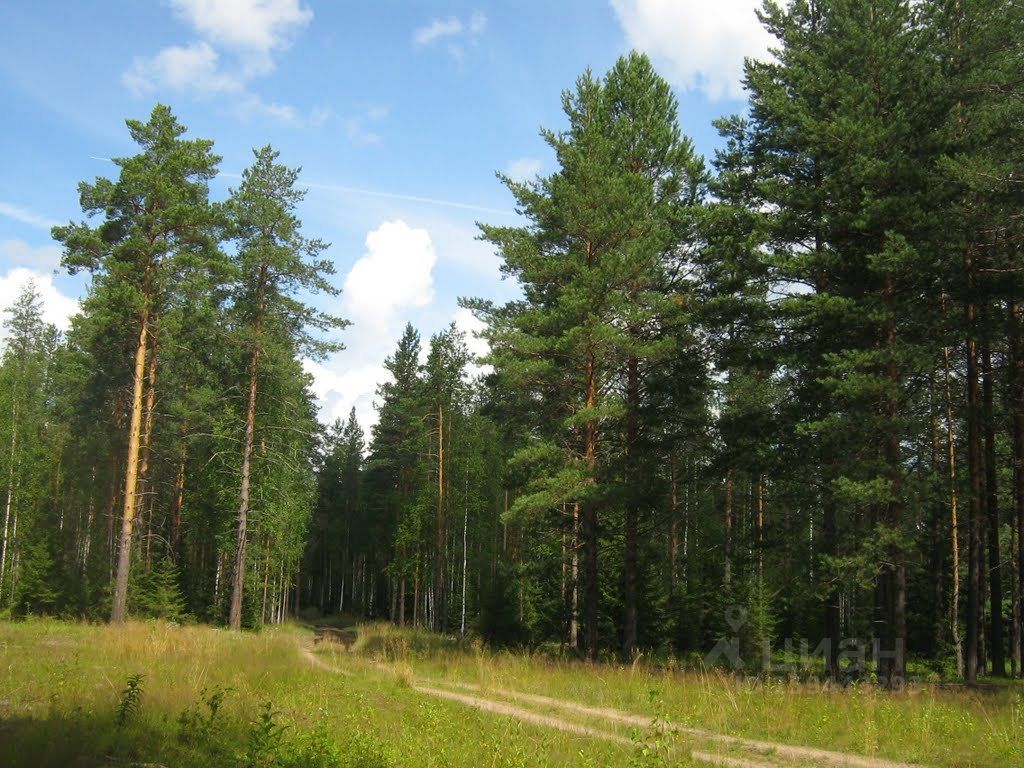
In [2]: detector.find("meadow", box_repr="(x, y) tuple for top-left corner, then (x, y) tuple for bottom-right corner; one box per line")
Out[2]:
(0, 619), (1020, 767)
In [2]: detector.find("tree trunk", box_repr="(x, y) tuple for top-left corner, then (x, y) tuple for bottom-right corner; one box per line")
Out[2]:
(582, 352), (599, 660)
(460, 491), (468, 635)
(434, 403), (446, 632)
(756, 474), (765, 585)
(110, 305), (150, 624)
(966, 296), (984, 683)
(982, 339), (1005, 675)
(668, 455), (678, 601)
(943, 342), (964, 676)
(622, 355), (639, 659)
(0, 399), (18, 595)
(171, 439), (187, 557)
(138, 334), (158, 570)
(229, 273), (265, 631)
(724, 467), (734, 590)
(928, 379), (947, 657)
(1008, 298), (1024, 676)
(570, 501), (579, 650)
(823, 486), (841, 680)
(877, 292), (906, 687)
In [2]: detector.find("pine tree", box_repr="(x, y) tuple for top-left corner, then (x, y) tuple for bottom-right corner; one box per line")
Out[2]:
(224, 145), (345, 630)
(472, 52), (705, 659)
(53, 104), (221, 623)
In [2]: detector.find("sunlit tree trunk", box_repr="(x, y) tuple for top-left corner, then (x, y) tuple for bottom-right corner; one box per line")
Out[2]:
(111, 302), (150, 624)
(0, 399), (18, 595)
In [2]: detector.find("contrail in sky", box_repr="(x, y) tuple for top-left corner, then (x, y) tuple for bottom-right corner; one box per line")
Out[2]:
(91, 157), (513, 217)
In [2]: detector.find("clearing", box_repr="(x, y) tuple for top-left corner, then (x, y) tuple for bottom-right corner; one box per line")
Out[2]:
(0, 619), (1019, 767)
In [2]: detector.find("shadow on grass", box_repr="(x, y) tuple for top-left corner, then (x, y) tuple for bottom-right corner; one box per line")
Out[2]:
(0, 711), (245, 768)
(1, 704), (396, 768)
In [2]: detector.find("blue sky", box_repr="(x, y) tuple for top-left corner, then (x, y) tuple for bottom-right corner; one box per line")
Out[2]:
(0, 0), (770, 430)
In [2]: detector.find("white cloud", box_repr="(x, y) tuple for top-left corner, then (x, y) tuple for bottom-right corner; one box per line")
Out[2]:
(343, 105), (389, 146)
(413, 11), (487, 60)
(170, 0), (312, 71)
(343, 220), (437, 334)
(303, 358), (385, 435)
(413, 17), (464, 46)
(506, 157), (543, 182)
(453, 305), (489, 367)
(0, 202), (58, 230)
(304, 216), (509, 433)
(0, 239), (63, 270)
(0, 268), (79, 338)
(123, 0), (313, 119)
(468, 11), (487, 36)
(234, 93), (300, 122)
(123, 41), (242, 96)
(609, 0), (772, 100)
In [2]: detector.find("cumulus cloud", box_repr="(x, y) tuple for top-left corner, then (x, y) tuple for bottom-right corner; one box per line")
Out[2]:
(413, 11), (486, 61)
(609, 0), (772, 100)
(342, 220), (437, 334)
(306, 219), (436, 435)
(506, 157), (543, 182)
(123, 0), (314, 121)
(452, 306), (491, 378)
(0, 268), (79, 339)
(303, 358), (385, 435)
(170, 0), (312, 70)
(0, 201), (59, 230)
(0, 239), (63, 271)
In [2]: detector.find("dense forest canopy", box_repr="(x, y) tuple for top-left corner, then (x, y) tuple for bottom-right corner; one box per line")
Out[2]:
(2, 0), (1023, 688)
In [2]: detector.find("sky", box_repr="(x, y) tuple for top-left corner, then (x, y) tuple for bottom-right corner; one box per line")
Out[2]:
(0, 0), (771, 432)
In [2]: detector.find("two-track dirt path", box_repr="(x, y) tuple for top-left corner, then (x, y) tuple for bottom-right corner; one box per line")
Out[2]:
(298, 636), (928, 768)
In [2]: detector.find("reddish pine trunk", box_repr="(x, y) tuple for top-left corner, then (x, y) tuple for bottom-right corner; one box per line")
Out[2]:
(229, 268), (266, 630)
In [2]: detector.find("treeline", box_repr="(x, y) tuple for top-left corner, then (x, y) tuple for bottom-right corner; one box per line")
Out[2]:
(0, 107), (341, 628)
(303, 0), (1024, 685)
(5, 0), (1024, 687)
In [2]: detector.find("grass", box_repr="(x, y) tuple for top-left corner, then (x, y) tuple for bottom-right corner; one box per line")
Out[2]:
(347, 622), (1024, 768)
(0, 618), (629, 767)
(0, 618), (1021, 767)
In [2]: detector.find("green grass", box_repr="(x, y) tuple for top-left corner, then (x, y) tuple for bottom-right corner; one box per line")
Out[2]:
(1, 618), (1021, 767)
(0, 618), (629, 767)
(347, 622), (1024, 768)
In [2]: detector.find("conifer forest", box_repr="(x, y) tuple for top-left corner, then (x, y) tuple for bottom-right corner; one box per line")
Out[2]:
(5, 0), (1024, 693)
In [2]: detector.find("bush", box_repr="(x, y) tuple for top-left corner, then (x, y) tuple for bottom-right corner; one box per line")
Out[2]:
(478, 567), (526, 648)
(129, 557), (185, 620)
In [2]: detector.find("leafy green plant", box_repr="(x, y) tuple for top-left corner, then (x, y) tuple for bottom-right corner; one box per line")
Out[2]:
(178, 685), (232, 747)
(243, 701), (289, 768)
(627, 717), (677, 768)
(115, 673), (144, 728)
